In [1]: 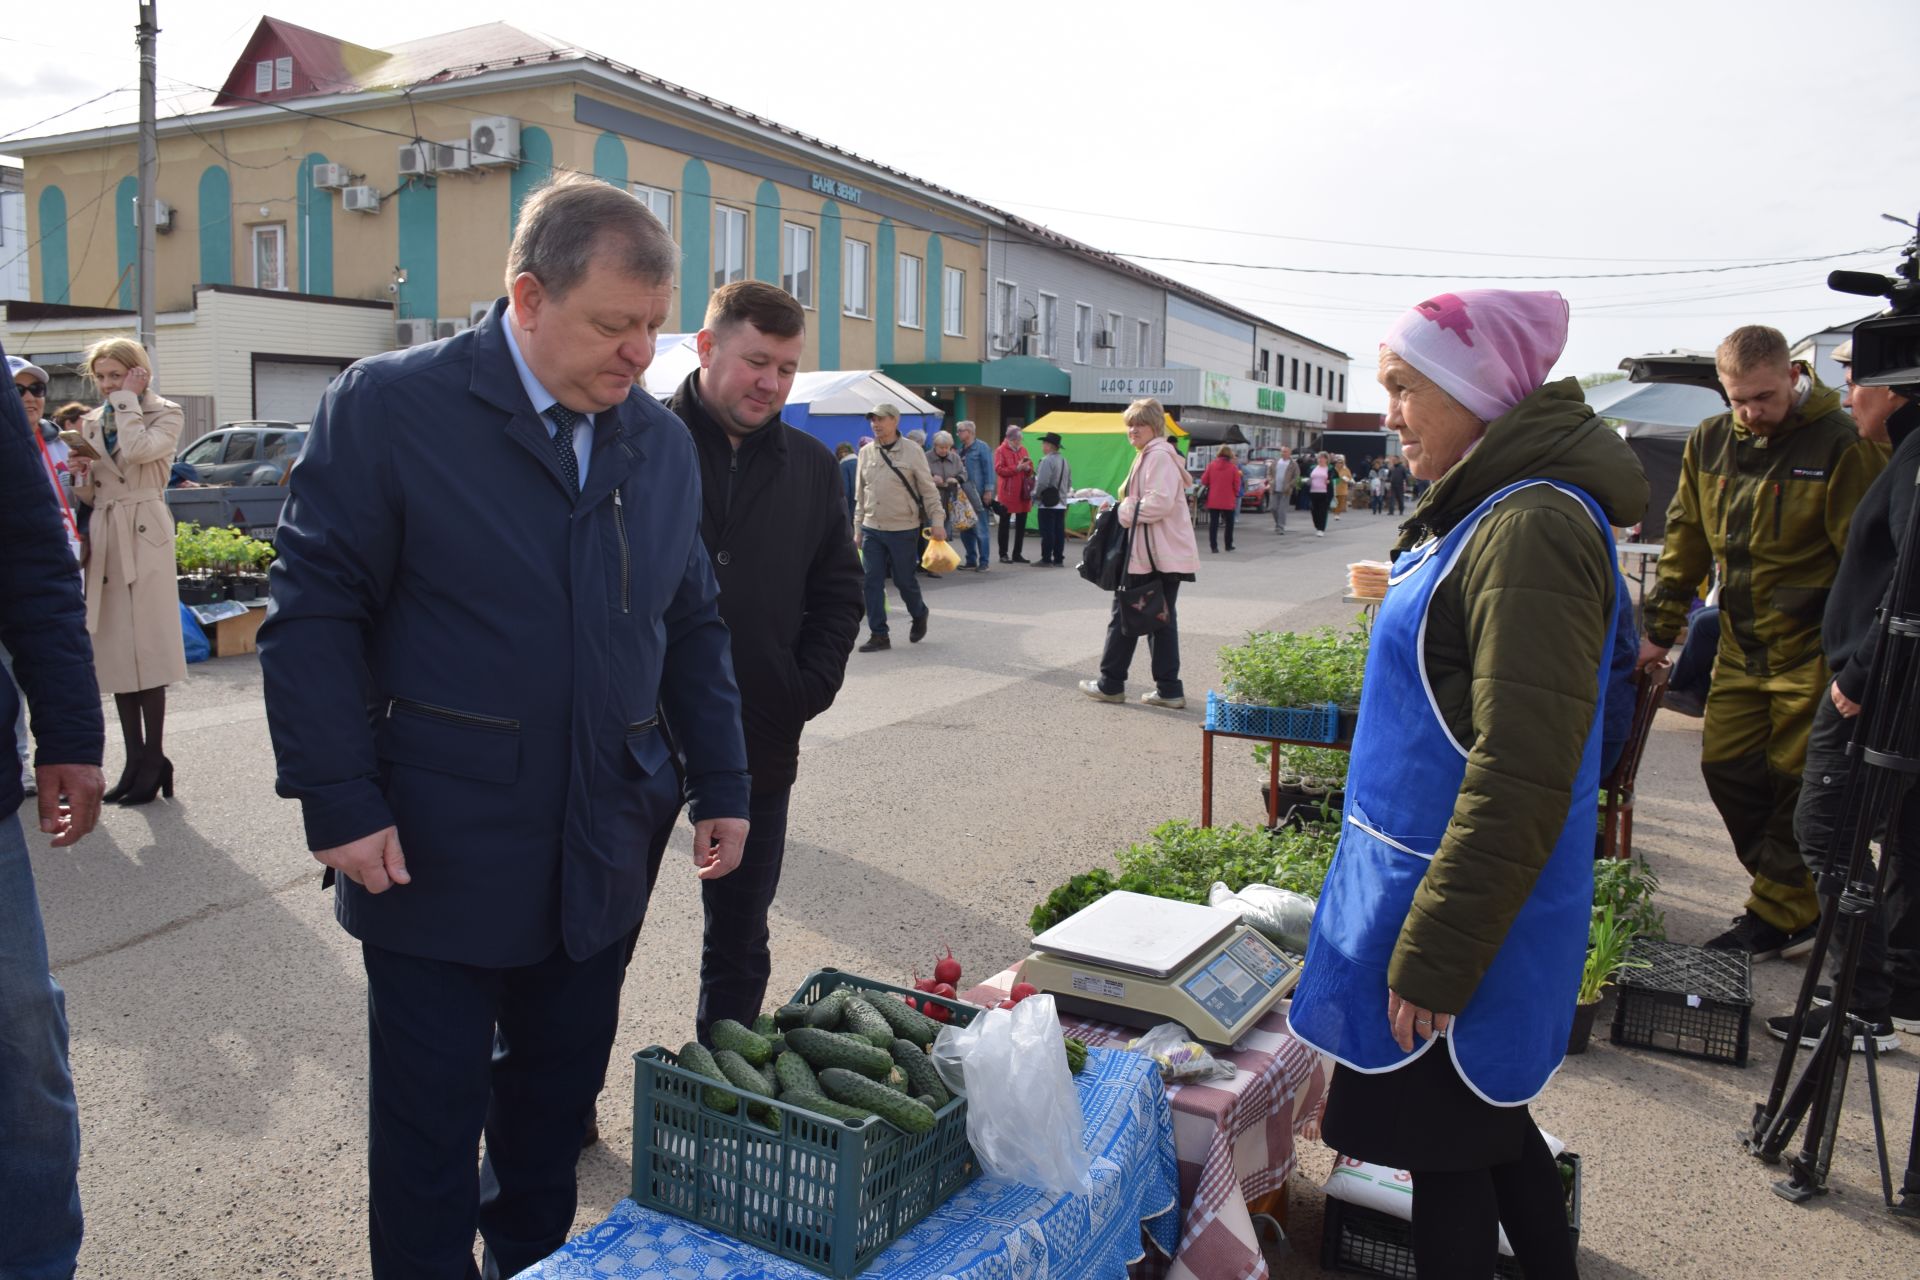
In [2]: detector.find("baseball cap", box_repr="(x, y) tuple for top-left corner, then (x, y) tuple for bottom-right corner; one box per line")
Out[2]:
(867, 403), (900, 422)
(1832, 338), (1853, 365)
(7, 355), (50, 384)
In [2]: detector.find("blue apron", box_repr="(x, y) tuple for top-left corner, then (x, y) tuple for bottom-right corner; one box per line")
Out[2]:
(1288, 479), (1623, 1106)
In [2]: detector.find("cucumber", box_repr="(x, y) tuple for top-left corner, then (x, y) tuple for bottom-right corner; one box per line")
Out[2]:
(772, 1002), (811, 1031)
(711, 1018), (773, 1067)
(1064, 1037), (1089, 1075)
(858, 991), (941, 1048)
(916, 1094), (937, 1108)
(882, 1065), (910, 1093)
(751, 1013), (777, 1038)
(766, 1033), (787, 1059)
(782, 1089), (875, 1125)
(676, 1042), (738, 1114)
(773, 1051), (819, 1098)
(715, 1048), (779, 1126)
(757, 1060), (779, 1094)
(785, 1026), (895, 1080)
(805, 988), (854, 1030)
(819, 1068), (937, 1135)
(841, 998), (896, 1049)
(890, 1040), (951, 1108)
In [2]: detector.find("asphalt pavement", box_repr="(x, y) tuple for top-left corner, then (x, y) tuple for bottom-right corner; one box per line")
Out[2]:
(18, 501), (1917, 1277)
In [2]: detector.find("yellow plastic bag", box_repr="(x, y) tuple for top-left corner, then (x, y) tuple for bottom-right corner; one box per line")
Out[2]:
(921, 533), (961, 574)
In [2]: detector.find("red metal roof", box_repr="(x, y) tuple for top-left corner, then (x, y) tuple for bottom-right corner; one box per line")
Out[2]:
(213, 17), (389, 106)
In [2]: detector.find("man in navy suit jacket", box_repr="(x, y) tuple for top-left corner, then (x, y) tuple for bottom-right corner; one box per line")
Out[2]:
(258, 174), (750, 1279)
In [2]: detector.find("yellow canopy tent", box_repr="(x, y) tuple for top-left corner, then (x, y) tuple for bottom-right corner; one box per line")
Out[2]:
(1019, 411), (1188, 532)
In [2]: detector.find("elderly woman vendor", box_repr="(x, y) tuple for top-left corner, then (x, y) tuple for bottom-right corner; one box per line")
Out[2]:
(1290, 290), (1644, 1279)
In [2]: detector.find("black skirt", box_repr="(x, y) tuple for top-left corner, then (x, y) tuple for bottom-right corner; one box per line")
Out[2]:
(1320, 1036), (1538, 1172)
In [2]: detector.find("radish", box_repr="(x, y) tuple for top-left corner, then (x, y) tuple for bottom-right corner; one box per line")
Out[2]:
(932, 982), (956, 1000)
(1009, 982), (1039, 1004)
(933, 942), (963, 988)
(997, 999), (1017, 1010)
(911, 966), (940, 995)
(923, 1001), (952, 1024)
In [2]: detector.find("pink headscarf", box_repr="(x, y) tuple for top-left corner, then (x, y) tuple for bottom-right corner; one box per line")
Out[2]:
(1381, 289), (1569, 424)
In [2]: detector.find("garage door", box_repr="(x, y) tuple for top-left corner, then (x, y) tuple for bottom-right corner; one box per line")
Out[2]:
(253, 360), (346, 424)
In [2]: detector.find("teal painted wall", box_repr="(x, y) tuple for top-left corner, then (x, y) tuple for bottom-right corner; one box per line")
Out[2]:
(510, 126), (555, 236)
(197, 165), (232, 286)
(593, 132), (628, 186)
(875, 219), (896, 364)
(38, 186), (69, 303)
(818, 201), (841, 370)
(754, 181), (780, 285)
(679, 159), (711, 331)
(924, 234), (944, 361)
(114, 176), (138, 309)
(295, 153), (333, 294)
(397, 178), (438, 320)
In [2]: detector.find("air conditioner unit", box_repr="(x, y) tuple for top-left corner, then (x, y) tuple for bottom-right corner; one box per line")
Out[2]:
(468, 116), (521, 165)
(1021, 333), (1045, 357)
(468, 301), (493, 327)
(1019, 317), (1041, 337)
(398, 143), (437, 177)
(342, 185), (381, 213)
(436, 140), (472, 173)
(311, 163), (350, 190)
(433, 317), (470, 341)
(394, 319), (434, 348)
(1094, 330), (1115, 349)
(1247, 368), (1264, 381)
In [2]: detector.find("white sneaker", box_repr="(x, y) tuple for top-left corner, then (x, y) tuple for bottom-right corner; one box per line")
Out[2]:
(1078, 679), (1124, 704)
(1140, 691), (1186, 710)
(1317, 530), (1325, 538)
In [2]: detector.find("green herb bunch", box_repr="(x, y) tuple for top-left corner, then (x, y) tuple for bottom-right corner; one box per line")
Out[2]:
(1217, 618), (1370, 710)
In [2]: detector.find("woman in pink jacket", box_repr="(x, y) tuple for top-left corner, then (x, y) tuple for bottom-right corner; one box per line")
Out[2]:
(1079, 398), (1199, 710)
(1198, 444), (1244, 553)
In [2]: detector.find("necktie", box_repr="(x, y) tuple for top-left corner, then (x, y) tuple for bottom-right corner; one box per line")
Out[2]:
(545, 405), (581, 492)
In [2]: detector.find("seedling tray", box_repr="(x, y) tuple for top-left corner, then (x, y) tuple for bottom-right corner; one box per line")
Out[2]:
(1206, 690), (1341, 742)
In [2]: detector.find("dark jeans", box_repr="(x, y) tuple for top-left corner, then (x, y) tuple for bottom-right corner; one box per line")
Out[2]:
(696, 788), (793, 1042)
(1794, 693), (1920, 1012)
(1098, 573), (1183, 699)
(860, 527), (927, 637)
(363, 931), (637, 1279)
(1670, 606), (1719, 699)
(1309, 492), (1330, 531)
(1388, 485), (1406, 515)
(1037, 508), (1067, 564)
(1369, 490), (1384, 514)
(997, 508), (1028, 560)
(1207, 508), (1235, 552)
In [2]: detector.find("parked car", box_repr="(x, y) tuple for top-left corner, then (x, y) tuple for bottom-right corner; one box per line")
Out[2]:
(176, 421), (307, 487)
(1237, 461), (1274, 513)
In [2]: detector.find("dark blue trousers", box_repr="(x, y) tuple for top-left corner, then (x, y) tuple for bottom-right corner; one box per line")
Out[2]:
(363, 932), (636, 1279)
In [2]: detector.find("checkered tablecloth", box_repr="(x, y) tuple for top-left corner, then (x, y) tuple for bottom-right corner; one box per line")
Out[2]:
(968, 972), (1327, 1280)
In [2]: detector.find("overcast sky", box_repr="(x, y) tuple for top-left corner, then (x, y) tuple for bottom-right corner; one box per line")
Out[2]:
(4, 0), (1916, 409)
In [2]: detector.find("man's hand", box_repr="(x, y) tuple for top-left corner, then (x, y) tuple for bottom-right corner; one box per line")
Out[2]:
(691, 817), (749, 881)
(1831, 680), (1862, 718)
(1387, 988), (1454, 1053)
(314, 826), (410, 893)
(929, 525), (947, 542)
(1636, 638), (1671, 671)
(36, 763), (104, 847)
(852, 528), (863, 549)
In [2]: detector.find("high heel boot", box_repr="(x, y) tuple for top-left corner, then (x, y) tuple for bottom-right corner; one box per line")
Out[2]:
(103, 692), (145, 803)
(116, 755), (174, 806)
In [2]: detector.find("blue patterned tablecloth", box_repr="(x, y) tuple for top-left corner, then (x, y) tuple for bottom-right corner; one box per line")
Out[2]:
(516, 1047), (1179, 1280)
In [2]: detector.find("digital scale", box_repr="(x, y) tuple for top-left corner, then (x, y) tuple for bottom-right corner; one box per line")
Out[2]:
(1024, 892), (1299, 1047)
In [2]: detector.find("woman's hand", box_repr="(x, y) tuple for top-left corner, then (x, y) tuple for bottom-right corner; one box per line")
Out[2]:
(123, 365), (151, 397)
(1387, 988), (1453, 1052)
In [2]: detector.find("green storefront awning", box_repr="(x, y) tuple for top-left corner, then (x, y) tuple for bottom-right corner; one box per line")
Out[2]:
(881, 357), (1071, 397)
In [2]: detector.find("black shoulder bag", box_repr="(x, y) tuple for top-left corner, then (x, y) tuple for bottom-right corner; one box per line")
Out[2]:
(1078, 503), (1129, 590)
(1117, 518), (1169, 636)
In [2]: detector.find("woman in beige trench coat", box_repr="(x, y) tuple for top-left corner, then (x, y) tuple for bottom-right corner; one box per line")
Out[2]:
(70, 337), (186, 805)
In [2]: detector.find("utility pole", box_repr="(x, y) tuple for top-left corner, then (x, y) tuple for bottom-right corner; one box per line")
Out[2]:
(136, 0), (158, 351)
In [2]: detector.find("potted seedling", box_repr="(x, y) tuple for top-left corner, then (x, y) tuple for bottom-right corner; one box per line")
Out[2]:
(174, 523), (226, 605)
(1569, 904), (1650, 1054)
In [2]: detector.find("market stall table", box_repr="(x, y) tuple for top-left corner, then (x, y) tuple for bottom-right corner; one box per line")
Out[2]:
(968, 971), (1327, 1280)
(514, 1047), (1179, 1280)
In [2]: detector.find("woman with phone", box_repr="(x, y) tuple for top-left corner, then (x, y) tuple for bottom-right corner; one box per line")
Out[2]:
(69, 339), (186, 805)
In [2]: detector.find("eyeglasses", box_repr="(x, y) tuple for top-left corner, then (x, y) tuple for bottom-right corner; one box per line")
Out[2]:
(15, 382), (47, 397)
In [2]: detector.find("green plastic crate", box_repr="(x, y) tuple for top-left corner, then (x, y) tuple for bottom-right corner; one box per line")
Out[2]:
(631, 968), (977, 1277)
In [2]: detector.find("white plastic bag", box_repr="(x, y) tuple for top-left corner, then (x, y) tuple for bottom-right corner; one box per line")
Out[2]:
(1208, 881), (1316, 953)
(1126, 1021), (1238, 1083)
(930, 994), (1092, 1197)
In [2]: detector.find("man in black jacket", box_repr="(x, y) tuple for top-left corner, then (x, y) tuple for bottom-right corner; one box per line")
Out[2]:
(1767, 339), (1920, 1050)
(664, 280), (864, 1039)
(1, 336), (105, 1279)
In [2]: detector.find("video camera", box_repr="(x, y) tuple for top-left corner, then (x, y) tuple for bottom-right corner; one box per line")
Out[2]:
(1829, 208), (1919, 390)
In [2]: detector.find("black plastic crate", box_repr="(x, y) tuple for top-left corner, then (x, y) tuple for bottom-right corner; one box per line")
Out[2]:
(1320, 1153), (1582, 1278)
(1608, 939), (1752, 1066)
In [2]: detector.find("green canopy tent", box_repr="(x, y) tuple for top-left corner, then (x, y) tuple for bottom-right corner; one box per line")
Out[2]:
(1018, 410), (1189, 532)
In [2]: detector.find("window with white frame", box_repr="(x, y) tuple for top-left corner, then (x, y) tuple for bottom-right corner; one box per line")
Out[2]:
(1291, 357), (1300, 390)
(782, 222), (814, 308)
(1105, 311), (1122, 367)
(1039, 293), (1060, 359)
(1338, 373), (1346, 402)
(994, 280), (1018, 346)
(1073, 303), (1093, 364)
(275, 57), (293, 90)
(898, 252), (923, 329)
(1136, 318), (1151, 365)
(254, 60), (272, 94)
(843, 239), (870, 318)
(712, 206), (748, 290)
(942, 266), (964, 336)
(252, 223), (286, 290)
(630, 183), (672, 236)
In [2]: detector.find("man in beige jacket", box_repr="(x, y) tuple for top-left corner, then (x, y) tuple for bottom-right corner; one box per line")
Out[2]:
(852, 404), (944, 651)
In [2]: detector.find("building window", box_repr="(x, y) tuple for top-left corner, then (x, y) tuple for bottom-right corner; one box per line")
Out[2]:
(898, 252), (923, 329)
(1106, 311), (1122, 367)
(1258, 348), (1270, 380)
(995, 279), (1018, 346)
(275, 57), (293, 91)
(942, 266), (964, 336)
(782, 222), (814, 308)
(630, 183), (672, 235)
(254, 60), (272, 94)
(712, 205), (747, 290)
(1315, 366), (1324, 397)
(1073, 303), (1092, 364)
(251, 223), (286, 290)
(1137, 318), (1151, 365)
(1039, 292), (1059, 359)
(1337, 373), (1346, 402)
(1291, 357), (1299, 390)
(843, 239), (869, 318)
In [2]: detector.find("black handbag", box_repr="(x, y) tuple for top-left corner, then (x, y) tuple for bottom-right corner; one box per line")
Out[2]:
(1077, 504), (1128, 589)
(1117, 522), (1170, 637)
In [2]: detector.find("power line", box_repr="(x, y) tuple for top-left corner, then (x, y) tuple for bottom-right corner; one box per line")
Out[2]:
(0, 85), (136, 145)
(1109, 244), (1902, 281)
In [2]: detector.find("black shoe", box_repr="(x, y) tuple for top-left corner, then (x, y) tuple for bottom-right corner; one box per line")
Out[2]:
(101, 759), (139, 804)
(1766, 1004), (1900, 1052)
(116, 756), (174, 806)
(999, 554), (1011, 564)
(1704, 912), (1817, 962)
(1663, 687), (1706, 717)
(1010, 555), (1030, 563)
(909, 613), (928, 643)
(974, 563), (988, 573)
(858, 635), (891, 652)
